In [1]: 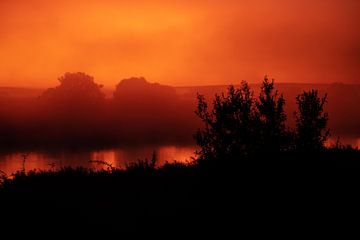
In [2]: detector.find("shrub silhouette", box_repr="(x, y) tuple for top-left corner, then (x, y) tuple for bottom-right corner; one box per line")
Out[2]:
(195, 81), (259, 162)
(256, 76), (288, 152)
(195, 77), (333, 162)
(295, 90), (330, 152)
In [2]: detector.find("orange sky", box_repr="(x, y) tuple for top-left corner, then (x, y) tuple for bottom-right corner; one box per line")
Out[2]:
(0, 0), (359, 87)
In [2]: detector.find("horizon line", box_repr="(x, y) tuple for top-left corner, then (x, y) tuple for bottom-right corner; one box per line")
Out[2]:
(1, 81), (359, 90)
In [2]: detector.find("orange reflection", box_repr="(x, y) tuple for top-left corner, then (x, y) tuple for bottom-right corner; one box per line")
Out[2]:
(0, 145), (196, 175)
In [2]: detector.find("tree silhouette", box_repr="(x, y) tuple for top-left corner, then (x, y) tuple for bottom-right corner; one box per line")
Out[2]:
(256, 76), (288, 152)
(295, 90), (330, 152)
(40, 72), (105, 105)
(195, 81), (259, 162)
(195, 78), (333, 163)
(36, 72), (106, 145)
(111, 77), (182, 143)
(113, 77), (177, 106)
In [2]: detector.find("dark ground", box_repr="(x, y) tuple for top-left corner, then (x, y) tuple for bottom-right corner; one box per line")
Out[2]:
(1, 154), (360, 237)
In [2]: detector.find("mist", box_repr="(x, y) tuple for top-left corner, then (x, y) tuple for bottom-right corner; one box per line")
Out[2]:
(0, 73), (359, 151)
(1, 0), (360, 87)
(0, 73), (199, 150)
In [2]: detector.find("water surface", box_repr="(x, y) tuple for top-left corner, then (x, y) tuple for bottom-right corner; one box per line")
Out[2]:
(0, 145), (196, 175)
(0, 137), (358, 176)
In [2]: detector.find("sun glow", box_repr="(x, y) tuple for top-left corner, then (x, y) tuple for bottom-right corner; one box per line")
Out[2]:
(0, 1), (359, 87)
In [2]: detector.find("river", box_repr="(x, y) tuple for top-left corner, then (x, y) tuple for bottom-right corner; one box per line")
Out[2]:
(0, 145), (196, 175)
(0, 137), (358, 176)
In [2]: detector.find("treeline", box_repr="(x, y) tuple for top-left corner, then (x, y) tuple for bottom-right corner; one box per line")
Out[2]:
(0, 72), (358, 155)
(0, 72), (197, 150)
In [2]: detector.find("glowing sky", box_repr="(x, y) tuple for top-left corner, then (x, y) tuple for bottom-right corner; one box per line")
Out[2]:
(1, 0), (359, 87)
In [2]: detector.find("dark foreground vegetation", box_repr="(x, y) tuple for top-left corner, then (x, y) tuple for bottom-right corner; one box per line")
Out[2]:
(1, 154), (360, 236)
(0, 77), (359, 236)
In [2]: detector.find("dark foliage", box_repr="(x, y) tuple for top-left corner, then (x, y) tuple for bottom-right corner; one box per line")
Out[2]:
(195, 81), (259, 162)
(195, 77), (349, 163)
(295, 90), (330, 152)
(1, 153), (360, 236)
(256, 76), (289, 152)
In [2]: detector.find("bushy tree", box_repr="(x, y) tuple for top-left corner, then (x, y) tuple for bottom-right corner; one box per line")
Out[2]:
(40, 72), (105, 105)
(195, 81), (259, 162)
(256, 76), (288, 152)
(37, 72), (106, 144)
(295, 90), (330, 152)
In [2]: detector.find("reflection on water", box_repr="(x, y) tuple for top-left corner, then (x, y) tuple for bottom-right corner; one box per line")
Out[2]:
(0, 138), (359, 176)
(0, 145), (196, 175)
(326, 137), (360, 149)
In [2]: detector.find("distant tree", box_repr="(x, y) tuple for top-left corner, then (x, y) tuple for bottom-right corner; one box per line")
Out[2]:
(295, 90), (330, 152)
(256, 76), (288, 152)
(195, 81), (259, 162)
(37, 72), (106, 143)
(111, 77), (184, 143)
(40, 72), (105, 105)
(113, 77), (177, 104)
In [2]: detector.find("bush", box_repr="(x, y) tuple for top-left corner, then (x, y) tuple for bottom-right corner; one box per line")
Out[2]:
(295, 90), (330, 152)
(195, 77), (332, 163)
